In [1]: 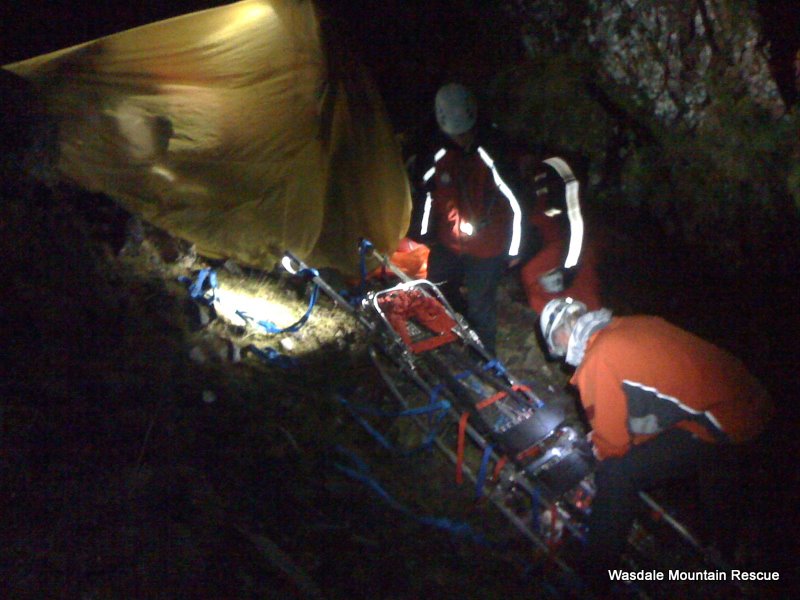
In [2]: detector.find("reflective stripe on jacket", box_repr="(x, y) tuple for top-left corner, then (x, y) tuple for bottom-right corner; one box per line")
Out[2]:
(571, 316), (773, 459)
(419, 145), (521, 258)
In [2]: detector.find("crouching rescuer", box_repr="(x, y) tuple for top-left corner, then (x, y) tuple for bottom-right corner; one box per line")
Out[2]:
(538, 298), (774, 586)
(410, 83), (522, 355)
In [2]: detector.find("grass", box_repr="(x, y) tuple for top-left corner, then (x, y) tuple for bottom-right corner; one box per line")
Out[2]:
(1, 181), (554, 599)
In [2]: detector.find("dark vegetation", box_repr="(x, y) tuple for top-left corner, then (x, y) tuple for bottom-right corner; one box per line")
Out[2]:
(3, 1), (800, 598)
(3, 121), (796, 600)
(0, 175), (553, 599)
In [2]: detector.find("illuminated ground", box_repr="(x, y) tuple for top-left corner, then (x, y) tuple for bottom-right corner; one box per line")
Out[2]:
(2, 182), (794, 599)
(0, 183), (569, 599)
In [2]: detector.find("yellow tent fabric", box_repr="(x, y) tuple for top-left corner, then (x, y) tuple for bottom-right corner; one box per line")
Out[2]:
(3, 0), (411, 275)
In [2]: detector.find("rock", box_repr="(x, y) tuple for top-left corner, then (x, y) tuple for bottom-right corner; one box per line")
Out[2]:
(120, 215), (145, 256)
(222, 259), (244, 276)
(229, 341), (242, 363)
(146, 227), (196, 267)
(524, 331), (541, 347)
(176, 244), (198, 269)
(189, 346), (206, 364)
(184, 299), (214, 330)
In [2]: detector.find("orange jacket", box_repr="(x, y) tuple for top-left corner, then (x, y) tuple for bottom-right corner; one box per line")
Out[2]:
(571, 316), (773, 459)
(422, 144), (521, 258)
(520, 192), (602, 313)
(520, 237), (602, 313)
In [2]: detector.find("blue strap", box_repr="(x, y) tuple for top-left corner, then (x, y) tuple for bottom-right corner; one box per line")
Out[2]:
(247, 345), (299, 369)
(427, 384), (445, 428)
(338, 395), (450, 419)
(239, 268), (319, 334)
(339, 399), (395, 451)
(519, 380), (547, 408)
(482, 359), (507, 377)
(417, 384), (449, 451)
(418, 400), (450, 451)
(335, 393), (450, 454)
(349, 238), (374, 304)
(179, 268), (218, 304)
(359, 239), (373, 283)
(475, 444), (494, 500)
(333, 446), (490, 546)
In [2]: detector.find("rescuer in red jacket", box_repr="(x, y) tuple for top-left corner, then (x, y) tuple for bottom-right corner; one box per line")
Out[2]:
(411, 83), (523, 354)
(517, 155), (603, 314)
(539, 297), (774, 584)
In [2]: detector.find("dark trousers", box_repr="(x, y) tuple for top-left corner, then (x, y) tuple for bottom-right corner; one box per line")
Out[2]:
(583, 428), (742, 581)
(427, 244), (506, 355)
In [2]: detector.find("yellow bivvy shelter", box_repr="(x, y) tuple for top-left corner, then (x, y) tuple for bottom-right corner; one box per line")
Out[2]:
(3, 0), (411, 274)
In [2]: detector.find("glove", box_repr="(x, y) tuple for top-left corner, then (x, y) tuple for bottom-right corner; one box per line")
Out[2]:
(539, 267), (566, 293)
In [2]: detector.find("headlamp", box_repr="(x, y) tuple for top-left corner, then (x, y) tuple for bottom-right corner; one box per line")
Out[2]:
(281, 255), (299, 275)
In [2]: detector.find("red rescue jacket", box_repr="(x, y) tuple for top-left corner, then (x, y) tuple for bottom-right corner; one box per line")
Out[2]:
(419, 143), (521, 259)
(571, 316), (774, 459)
(520, 191), (602, 313)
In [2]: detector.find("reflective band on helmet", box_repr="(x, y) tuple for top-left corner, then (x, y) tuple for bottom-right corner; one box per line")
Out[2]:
(543, 301), (569, 343)
(543, 298), (577, 355)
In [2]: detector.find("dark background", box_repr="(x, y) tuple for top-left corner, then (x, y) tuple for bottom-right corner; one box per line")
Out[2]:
(4, 0), (799, 447)
(4, 0), (799, 463)
(3, 1), (800, 121)
(2, 2), (799, 596)
(1, 1), (521, 134)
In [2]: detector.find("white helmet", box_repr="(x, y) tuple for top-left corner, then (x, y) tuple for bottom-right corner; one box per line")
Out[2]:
(435, 83), (477, 136)
(540, 297), (588, 358)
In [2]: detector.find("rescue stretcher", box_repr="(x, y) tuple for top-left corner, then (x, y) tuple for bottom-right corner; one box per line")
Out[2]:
(279, 242), (751, 599)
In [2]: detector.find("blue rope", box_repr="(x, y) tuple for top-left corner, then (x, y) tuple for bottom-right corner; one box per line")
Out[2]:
(335, 392), (450, 454)
(180, 267), (319, 335)
(247, 345), (299, 369)
(475, 444), (494, 500)
(426, 384), (444, 428)
(332, 446), (491, 546)
(341, 400), (395, 451)
(482, 359), (507, 377)
(179, 268), (218, 304)
(359, 239), (373, 283)
(237, 268), (320, 334)
(419, 400), (451, 451)
(348, 238), (374, 305)
(520, 380), (549, 409)
(337, 395), (450, 419)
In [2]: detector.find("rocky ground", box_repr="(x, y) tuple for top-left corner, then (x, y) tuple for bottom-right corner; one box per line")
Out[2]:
(0, 182), (577, 600)
(2, 182), (795, 599)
